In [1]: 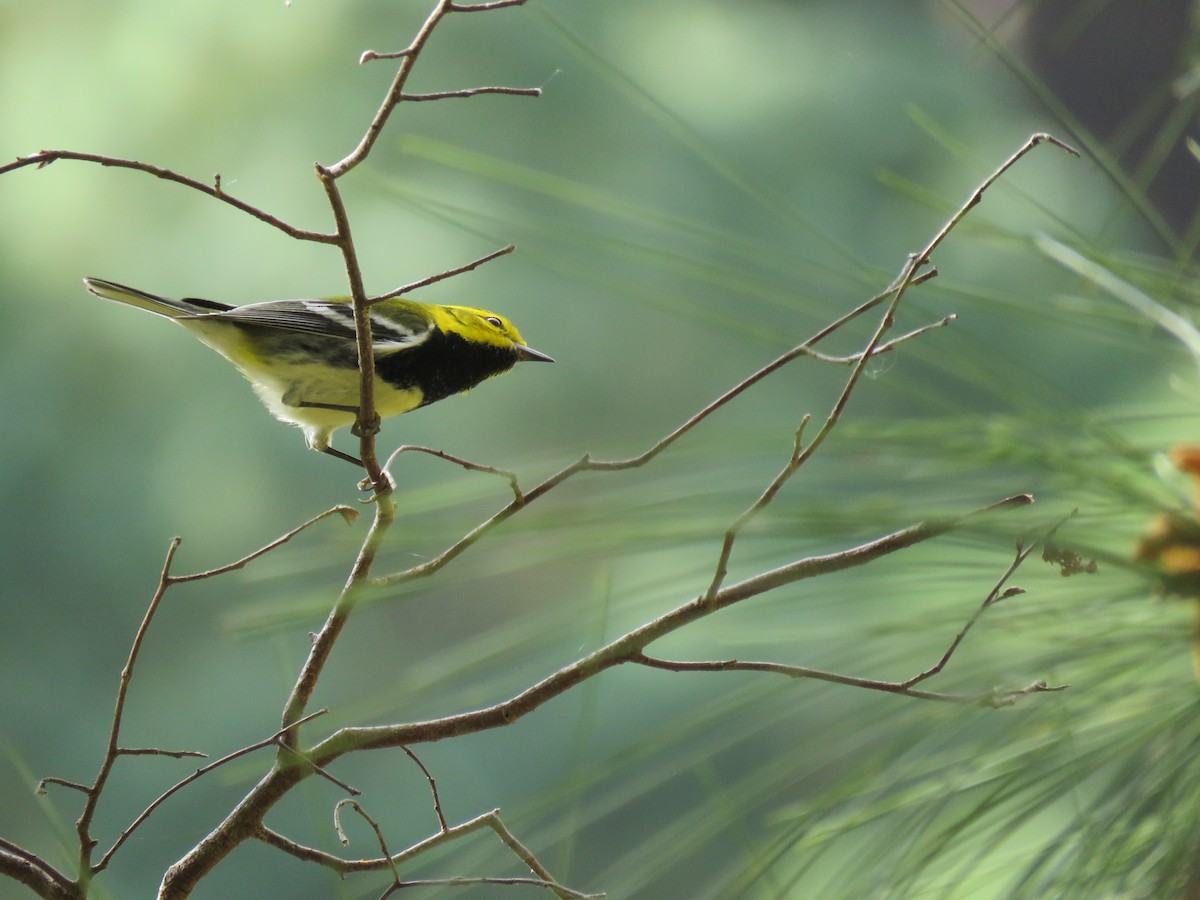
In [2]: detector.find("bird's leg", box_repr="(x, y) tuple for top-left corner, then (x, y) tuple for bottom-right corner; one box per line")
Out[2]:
(321, 446), (365, 468)
(283, 390), (378, 462)
(293, 398), (358, 413)
(287, 396), (380, 438)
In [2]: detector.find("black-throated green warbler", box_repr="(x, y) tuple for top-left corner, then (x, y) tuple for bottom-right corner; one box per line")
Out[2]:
(83, 277), (552, 463)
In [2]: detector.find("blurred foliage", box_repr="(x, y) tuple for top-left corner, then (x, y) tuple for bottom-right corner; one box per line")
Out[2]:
(2, 0), (1200, 897)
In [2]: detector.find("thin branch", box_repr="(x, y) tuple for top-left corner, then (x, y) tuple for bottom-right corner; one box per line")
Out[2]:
(170, 505), (359, 582)
(279, 742), (361, 796)
(0, 151), (337, 243)
(801, 268), (939, 349)
(759, 139), (1078, 461)
(259, 808), (495, 872)
(703, 416), (812, 602)
(795, 139), (1076, 352)
(900, 511), (1077, 689)
(360, 48), (413, 63)
(96, 709), (329, 872)
(401, 746), (449, 832)
(116, 747), (207, 760)
(383, 445), (523, 504)
(632, 655), (1064, 708)
(448, 0), (529, 10)
(803, 314), (957, 365)
(35, 777), (90, 796)
(718, 494), (1033, 605)
(400, 86), (542, 101)
(74, 536), (183, 878)
(381, 876), (599, 898)
(255, 824), (353, 870)
(266, 806), (592, 900)
(486, 812), (579, 899)
(334, 800), (400, 887)
(920, 133), (1079, 260)
(371, 244), (515, 302)
(278, 489), (396, 748)
(264, 1), (533, 873)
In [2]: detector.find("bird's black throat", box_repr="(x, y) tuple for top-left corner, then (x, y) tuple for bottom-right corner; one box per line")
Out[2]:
(375, 327), (520, 407)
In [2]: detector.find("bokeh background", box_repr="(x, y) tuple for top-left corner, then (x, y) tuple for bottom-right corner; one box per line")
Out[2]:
(3, 1), (1200, 897)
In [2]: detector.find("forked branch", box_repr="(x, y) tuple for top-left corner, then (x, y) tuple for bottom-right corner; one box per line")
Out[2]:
(637, 512), (1076, 707)
(27, 508), (352, 891)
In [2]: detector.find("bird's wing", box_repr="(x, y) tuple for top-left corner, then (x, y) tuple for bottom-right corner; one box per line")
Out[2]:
(186, 300), (433, 349)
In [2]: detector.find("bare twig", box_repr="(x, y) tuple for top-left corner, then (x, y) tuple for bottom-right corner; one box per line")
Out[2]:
(97, 710), (330, 871)
(360, 48), (413, 63)
(116, 747), (207, 760)
(35, 777), (90, 796)
(401, 746), (449, 832)
(74, 536), (183, 878)
(486, 812), (581, 899)
(257, 811), (487, 870)
(703, 416), (812, 602)
(170, 10), (542, 897)
(316, 0), (536, 487)
(900, 511), (1077, 689)
(256, 810), (499, 873)
(278, 492), (395, 750)
(380, 876), (599, 899)
(267, 806), (593, 900)
(171, 505), (359, 582)
(630, 654), (1051, 705)
(334, 800), (400, 888)
(448, 0), (529, 10)
(0, 151), (337, 243)
(802, 314), (957, 364)
(401, 86), (543, 101)
(383, 445), (523, 504)
(279, 741), (362, 796)
(371, 244), (516, 302)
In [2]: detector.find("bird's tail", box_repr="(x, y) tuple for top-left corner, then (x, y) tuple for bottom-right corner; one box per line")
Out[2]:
(83, 277), (231, 318)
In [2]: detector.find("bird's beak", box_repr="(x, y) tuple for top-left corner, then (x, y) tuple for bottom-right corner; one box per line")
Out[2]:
(516, 345), (555, 363)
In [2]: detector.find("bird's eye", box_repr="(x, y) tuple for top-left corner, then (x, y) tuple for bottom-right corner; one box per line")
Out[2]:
(485, 316), (503, 328)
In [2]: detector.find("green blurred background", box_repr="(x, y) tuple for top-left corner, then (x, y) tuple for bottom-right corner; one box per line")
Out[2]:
(3, 1), (1200, 897)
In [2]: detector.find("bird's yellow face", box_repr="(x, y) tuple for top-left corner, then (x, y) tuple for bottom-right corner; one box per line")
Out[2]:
(429, 304), (530, 352)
